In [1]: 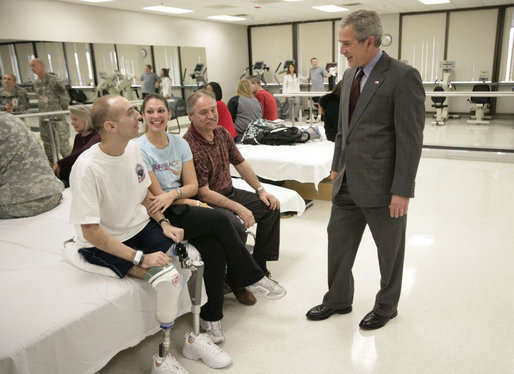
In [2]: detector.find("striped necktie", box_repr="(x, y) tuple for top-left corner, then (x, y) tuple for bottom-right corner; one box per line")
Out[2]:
(349, 69), (364, 120)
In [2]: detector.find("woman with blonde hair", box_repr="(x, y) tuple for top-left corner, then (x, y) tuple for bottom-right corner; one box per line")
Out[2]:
(227, 79), (262, 141)
(53, 105), (101, 186)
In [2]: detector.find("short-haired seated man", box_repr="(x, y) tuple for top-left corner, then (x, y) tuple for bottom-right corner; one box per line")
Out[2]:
(183, 90), (286, 290)
(69, 94), (231, 373)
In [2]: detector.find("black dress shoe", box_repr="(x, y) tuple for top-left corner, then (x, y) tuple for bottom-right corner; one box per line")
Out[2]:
(359, 311), (398, 330)
(306, 304), (352, 321)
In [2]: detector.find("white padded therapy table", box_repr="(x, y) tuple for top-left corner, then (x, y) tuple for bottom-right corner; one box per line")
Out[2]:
(0, 182), (305, 374)
(232, 132), (334, 187)
(0, 189), (201, 374)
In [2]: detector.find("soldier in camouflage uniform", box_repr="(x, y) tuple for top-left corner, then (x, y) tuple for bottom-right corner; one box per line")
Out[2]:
(30, 58), (71, 162)
(0, 112), (64, 219)
(0, 73), (29, 113)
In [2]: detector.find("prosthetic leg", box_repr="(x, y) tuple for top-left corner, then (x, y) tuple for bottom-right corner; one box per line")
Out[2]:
(151, 241), (204, 374)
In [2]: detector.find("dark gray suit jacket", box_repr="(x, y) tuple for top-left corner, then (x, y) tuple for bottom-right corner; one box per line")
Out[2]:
(331, 52), (425, 207)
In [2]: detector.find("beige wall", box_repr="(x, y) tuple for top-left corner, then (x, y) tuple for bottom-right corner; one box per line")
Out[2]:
(249, 8), (512, 114)
(251, 25), (293, 86)
(0, 0), (248, 102)
(298, 21), (333, 78)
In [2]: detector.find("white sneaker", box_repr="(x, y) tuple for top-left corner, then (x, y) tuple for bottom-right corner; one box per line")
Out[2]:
(200, 318), (225, 344)
(182, 332), (232, 369)
(151, 353), (188, 374)
(246, 276), (287, 300)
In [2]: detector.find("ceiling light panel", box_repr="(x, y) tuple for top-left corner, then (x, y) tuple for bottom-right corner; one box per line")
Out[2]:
(312, 5), (349, 12)
(143, 5), (193, 14)
(208, 15), (247, 21)
(419, 0), (450, 4)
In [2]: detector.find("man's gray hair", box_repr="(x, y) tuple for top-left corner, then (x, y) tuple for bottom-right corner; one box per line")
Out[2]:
(186, 90), (216, 115)
(340, 10), (383, 47)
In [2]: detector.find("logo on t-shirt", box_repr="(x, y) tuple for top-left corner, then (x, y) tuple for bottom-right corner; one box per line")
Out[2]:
(136, 163), (146, 183)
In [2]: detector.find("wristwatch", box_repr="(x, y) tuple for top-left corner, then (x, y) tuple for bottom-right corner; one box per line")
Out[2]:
(133, 250), (144, 266)
(256, 186), (264, 194)
(159, 218), (170, 226)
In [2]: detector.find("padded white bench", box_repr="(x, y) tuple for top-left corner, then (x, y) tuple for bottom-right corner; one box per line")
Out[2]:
(0, 189), (203, 374)
(231, 178), (306, 216)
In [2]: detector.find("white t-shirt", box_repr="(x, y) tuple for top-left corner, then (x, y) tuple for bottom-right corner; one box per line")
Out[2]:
(136, 133), (193, 192)
(69, 141), (151, 248)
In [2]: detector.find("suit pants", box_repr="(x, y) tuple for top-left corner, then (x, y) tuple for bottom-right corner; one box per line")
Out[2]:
(213, 187), (281, 266)
(164, 204), (263, 321)
(323, 181), (406, 316)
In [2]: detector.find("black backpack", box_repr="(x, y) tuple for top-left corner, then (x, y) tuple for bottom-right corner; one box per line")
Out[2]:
(259, 126), (308, 145)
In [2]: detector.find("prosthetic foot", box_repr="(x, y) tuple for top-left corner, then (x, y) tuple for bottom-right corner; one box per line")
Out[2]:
(146, 262), (184, 373)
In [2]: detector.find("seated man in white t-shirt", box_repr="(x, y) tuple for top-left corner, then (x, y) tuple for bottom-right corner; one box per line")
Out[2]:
(69, 95), (231, 373)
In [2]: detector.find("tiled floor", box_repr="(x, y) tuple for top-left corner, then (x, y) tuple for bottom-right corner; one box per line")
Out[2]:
(28, 109), (512, 373)
(99, 157), (514, 373)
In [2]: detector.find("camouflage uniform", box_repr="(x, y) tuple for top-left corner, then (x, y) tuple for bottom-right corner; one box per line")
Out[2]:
(0, 85), (30, 113)
(0, 112), (64, 219)
(34, 74), (71, 161)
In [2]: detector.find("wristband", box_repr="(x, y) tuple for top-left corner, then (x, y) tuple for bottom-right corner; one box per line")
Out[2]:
(176, 188), (183, 199)
(133, 250), (144, 266)
(159, 218), (170, 226)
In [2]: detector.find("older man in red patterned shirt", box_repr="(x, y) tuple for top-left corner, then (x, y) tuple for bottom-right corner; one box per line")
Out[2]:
(183, 90), (283, 285)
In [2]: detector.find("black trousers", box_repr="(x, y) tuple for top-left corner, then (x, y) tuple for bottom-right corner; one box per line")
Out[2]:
(214, 187), (281, 265)
(164, 204), (264, 321)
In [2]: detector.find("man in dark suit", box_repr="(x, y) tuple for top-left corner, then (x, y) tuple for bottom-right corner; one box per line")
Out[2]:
(306, 10), (425, 330)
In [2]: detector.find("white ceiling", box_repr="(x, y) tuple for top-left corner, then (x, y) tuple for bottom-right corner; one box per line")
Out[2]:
(56, 0), (513, 25)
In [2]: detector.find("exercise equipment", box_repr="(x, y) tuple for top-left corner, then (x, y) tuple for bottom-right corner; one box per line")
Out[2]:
(431, 86), (447, 126)
(467, 83), (492, 124)
(96, 71), (137, 100)
(240, 61), (270, 86)
(326, 62), (337, 90)
(187, 63), (207, 89)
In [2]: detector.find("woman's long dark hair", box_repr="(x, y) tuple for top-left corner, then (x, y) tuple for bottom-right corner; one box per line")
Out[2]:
(207, 81), (223, 101)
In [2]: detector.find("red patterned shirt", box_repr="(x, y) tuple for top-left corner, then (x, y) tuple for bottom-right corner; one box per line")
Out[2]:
(183, 124), (245, 195)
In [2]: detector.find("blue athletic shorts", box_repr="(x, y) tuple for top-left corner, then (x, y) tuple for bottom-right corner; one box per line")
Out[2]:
(79, 220), (174, 278)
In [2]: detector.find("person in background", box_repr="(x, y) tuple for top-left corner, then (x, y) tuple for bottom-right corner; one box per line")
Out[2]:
(137, 93), (285, 342)
(282, 63), (302, 121)
(318, 80), (343, 142)
(306, 10), (425, 330)
(248, 75), (278, 121)
(30, 58), (71, 162)
(0, 73), (29, 113)
(158, 68), (172, 99)
(140, 64), (159, 98)
(0, 112), (64, 219)
(184, 91), (285, 292)
(206, 81), (237, 139)
(305, 57), (330, 122)
(53, 105), (101, 187)
(227, 79), (262, 141)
